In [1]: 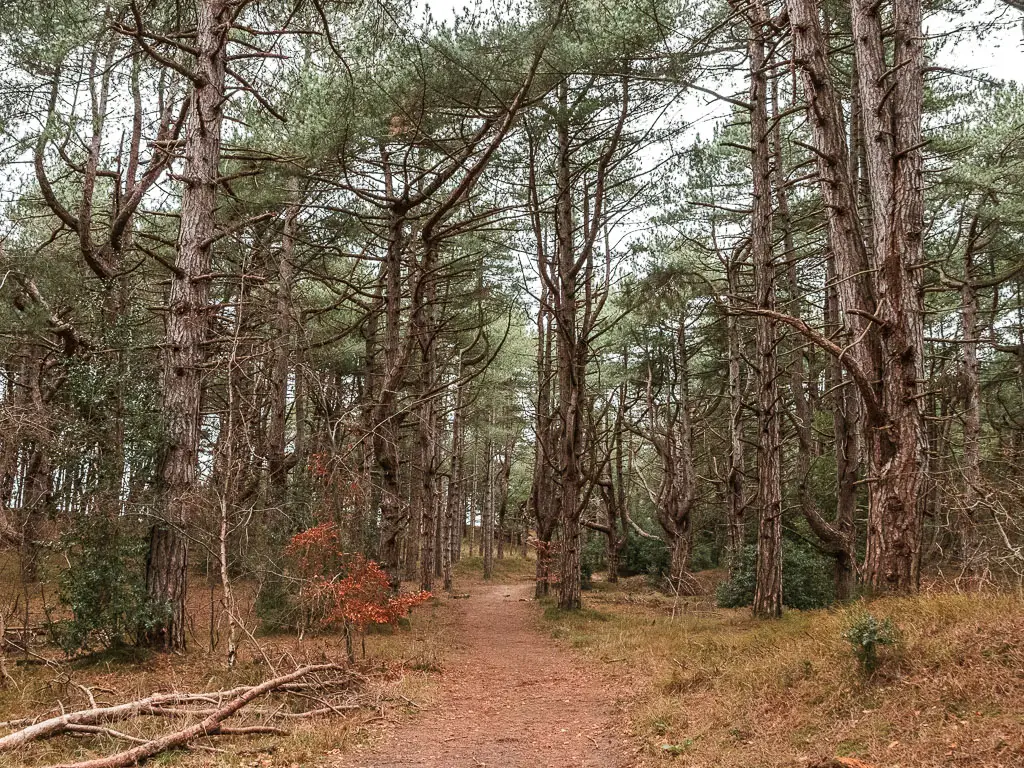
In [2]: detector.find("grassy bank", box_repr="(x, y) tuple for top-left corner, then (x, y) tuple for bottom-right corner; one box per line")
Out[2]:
(542, 576), (1024, 767)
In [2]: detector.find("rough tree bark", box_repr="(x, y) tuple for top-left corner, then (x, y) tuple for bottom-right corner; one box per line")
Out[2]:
(147, 0), (234, 650)
(373, 201), (411, 592)
(748, 3), (783, 618)
(785, 0), (928, 592)
(854, 0), (929, 592)
(414, 237), (442, 592)
(551, 82), (584, 610)
(725, 248), (747, 575)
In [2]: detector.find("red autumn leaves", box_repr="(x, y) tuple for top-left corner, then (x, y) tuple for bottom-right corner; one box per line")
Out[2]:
(286, 522), (431, 632)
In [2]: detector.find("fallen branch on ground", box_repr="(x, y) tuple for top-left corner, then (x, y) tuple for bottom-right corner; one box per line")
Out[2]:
(0, 663), (361, 766)
(44, 664), (340, 768)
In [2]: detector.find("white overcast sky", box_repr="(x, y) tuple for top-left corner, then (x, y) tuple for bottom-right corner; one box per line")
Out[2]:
(932, 2), (1024, 82)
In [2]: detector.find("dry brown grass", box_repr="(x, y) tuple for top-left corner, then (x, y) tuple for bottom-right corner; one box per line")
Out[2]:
(543, 577), (1024, 768)
(0, 565), (461, 768)
(452, 551), (536, 585)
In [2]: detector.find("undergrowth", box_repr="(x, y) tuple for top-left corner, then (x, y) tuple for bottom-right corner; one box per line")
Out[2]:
(542, 578), (1024, 767)
(0, 571), (459, 767)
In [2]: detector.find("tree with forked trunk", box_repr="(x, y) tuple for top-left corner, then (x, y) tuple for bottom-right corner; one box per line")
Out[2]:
(777, 0), (929, 592)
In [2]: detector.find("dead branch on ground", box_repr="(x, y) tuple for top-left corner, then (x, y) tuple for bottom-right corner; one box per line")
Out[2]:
(0, 663), (363, 767)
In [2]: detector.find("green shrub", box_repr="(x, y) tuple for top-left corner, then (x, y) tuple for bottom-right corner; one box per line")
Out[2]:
(715, 553), (756, 608)
(715, 544), (836, 610)
(255, 570), (299, 633)
(843, 610), (899, 673)
(50, 515), (166, 654)
(688, 532), (718, 572)
(620, 526), (670, 578)
(580, 535), (605, 589)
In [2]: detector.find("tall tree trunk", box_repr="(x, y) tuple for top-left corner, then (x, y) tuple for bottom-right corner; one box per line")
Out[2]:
(786, 0), (927, 593)
(482, 417), (494, 580)
(825, 256), (860, 601)
(554, 83), (583, 611)
(853, 0), (928, 591)
(442, 373), (466, 592)
(147, 0), (232, 650)
(374, 207), (410, 591)
(725, 250), (747, 574)
(749, 4), (782, 618)
(609, 387), (629, 583)
(529, 152), (558, 599)
(359, 269), (385, 553)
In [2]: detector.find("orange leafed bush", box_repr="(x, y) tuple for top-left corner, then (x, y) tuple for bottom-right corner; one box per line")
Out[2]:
(286, 522), (430, 632)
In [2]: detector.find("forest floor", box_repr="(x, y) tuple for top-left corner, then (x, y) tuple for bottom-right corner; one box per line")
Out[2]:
(1, 555), (637, 768)
(543, 576), (1024, 768)
(2, 555), (1023, 767)
(333, 576), (632, 768)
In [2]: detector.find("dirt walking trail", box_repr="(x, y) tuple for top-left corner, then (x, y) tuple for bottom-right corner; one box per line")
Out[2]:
(335, 580), (631, 768)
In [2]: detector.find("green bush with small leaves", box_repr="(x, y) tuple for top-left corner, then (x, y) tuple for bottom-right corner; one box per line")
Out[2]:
(620, 526), (670, 578)
(716, 544), (836, 610)
(50, 515), (166, 654)
(255, 569), (301, 633)
(580, 535), (605, 589)
(843, 610), (899, 673)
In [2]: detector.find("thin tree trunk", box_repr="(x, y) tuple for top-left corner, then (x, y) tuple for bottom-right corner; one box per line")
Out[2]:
(218, 499), (238, 669)
(443, 374), (466, 591)
(726, 251), (747, 574)
(774, 71), (856, 600)
(959, 227), (983, 561)
(482, 417), (494, 580)
(267, 183), (299, 508)
(531, 259), (557, 598)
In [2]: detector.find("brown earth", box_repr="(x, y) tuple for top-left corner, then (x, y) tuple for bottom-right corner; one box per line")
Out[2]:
(334, 581), (633, 768)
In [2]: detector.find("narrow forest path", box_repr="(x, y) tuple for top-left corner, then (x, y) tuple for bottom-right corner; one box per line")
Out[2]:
(334, 580), (632, 768)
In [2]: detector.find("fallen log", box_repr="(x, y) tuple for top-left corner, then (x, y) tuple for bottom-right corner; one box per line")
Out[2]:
(0, 664), (352, 752)
(43, 663), (342, 768)
(0, 693), (195, 751)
